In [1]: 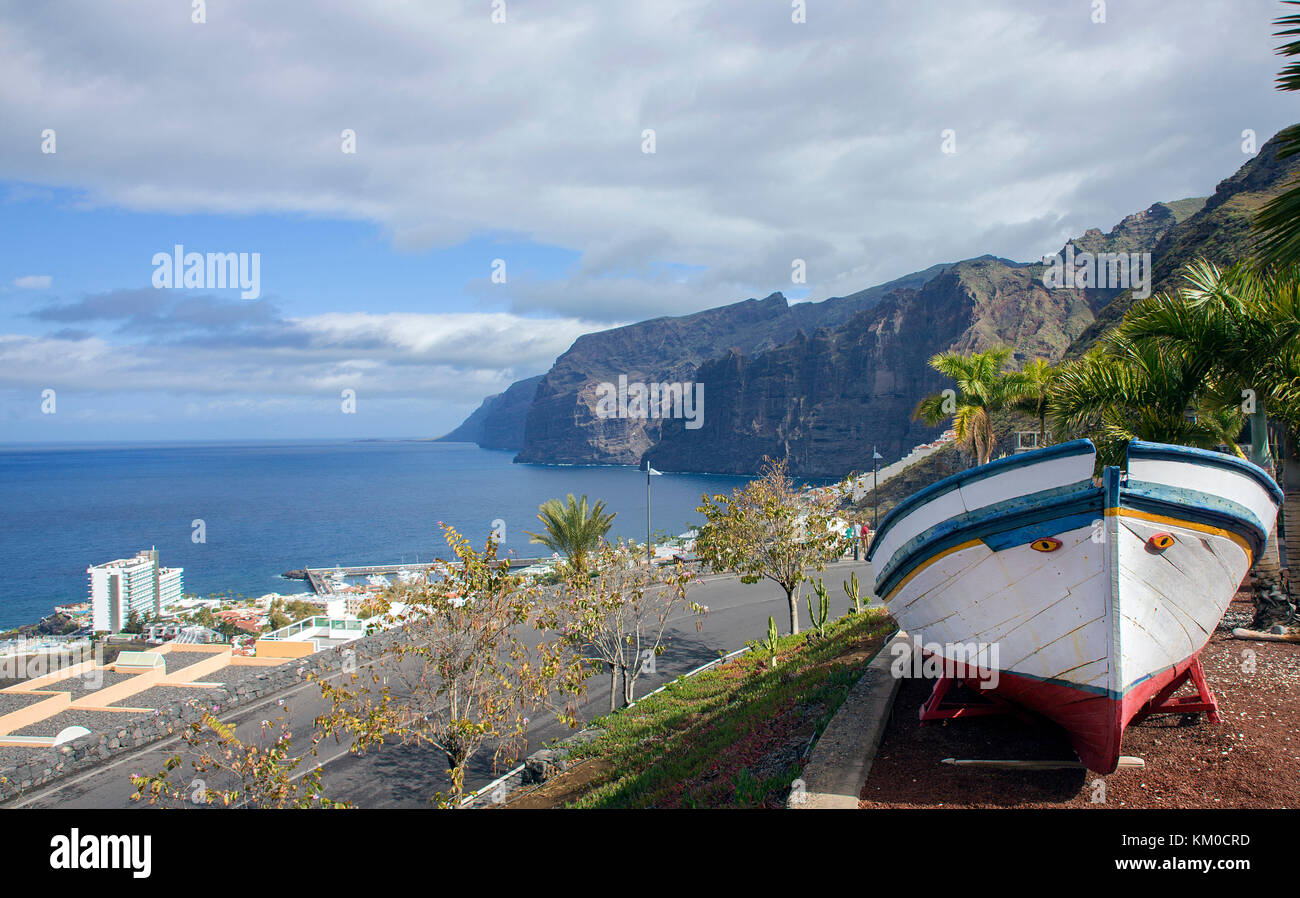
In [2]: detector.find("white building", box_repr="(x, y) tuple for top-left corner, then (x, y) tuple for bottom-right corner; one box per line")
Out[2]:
(88, 548), (184, 632)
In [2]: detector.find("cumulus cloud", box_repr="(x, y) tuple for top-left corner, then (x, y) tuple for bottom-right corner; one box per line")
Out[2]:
(5, 290), (609, 406)
(0, 0), (1294, 439)
(0, 0), (1291, 322)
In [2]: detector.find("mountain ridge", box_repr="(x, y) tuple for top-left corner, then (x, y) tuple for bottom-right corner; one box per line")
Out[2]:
(441, 126), (1300, 477)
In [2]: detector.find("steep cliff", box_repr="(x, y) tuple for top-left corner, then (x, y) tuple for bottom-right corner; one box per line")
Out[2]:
(644, 257), (1102, 476)
(438, 391), (500, 445)
(507, 200), (1190, 473)
(437, 374), (542, 450)
(1069, 132), (1300, 354)
(445, 127), (1300, 479)
(512, 264), (950, 465)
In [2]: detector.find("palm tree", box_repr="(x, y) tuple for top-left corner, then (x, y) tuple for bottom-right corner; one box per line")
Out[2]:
(1252, 0), (1300, 607)
(913, 347), (1029, 465)
(1278, 368), (1300, 602)
(1253, 2), (1300, 267)
(1049, 337), (1246, 472)
(525, 494), (616, 574)
(1116, 261), (1300, 589)
(1010, 358), (1060, 448)
(1117, 261), (1300, 469)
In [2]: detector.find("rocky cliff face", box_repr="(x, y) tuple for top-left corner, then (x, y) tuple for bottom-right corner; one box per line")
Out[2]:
(444, 126), (1299, 478)
(506, 202), (1187, 474)
(1070, 132), (1300, 354)
(513, 264), (949, 465)
(438, 392), (501, 444)
(480, 375), (543, 449)
(645, 257), (1101, 476)
(1065, 198), (1203, 258)
(437, 374), (542, 450)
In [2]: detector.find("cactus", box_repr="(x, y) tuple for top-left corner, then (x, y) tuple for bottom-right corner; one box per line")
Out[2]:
(807, 579), (830, 639)
(760, 615), (780, 667)
(844, 571), (863, 614)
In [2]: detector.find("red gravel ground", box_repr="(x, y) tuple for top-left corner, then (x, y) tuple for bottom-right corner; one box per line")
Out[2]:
(860, 599), (1299, 809)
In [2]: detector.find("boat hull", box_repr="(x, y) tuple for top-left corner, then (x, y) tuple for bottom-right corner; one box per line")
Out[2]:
(868, 439), (1281, 772)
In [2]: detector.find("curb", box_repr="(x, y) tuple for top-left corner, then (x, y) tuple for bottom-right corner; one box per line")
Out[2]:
(788, 629), (907, 809)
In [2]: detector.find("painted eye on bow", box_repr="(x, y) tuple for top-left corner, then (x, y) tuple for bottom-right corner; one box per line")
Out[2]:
(1147, 532), (1175, 551)
(1030, 537), (1063, 552)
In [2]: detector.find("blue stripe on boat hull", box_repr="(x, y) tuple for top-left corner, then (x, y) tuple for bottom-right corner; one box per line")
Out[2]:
(865, 438), (1096, 563)
(1127, 439), (1284, 504)
(1122, 479), (1270, 556)
(873, 480), (1266, 601)
(874, 484), (1102, 599)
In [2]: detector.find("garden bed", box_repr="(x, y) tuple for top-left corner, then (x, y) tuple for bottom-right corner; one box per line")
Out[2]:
(0, 693), (59, 715)
(10, 709), (154, 738)
(160, 651), (223, 673)
(505, 610), (895, 809)
(195, 662), (291, 686)
(41, 670), (141, 695)
(108, 685), (225, 710)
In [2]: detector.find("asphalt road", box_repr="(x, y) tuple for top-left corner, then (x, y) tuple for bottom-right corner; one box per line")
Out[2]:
(6, 562), (878, 809)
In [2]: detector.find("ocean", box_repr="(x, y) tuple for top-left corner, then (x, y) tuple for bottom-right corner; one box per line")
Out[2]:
(0, 440), (756, 629)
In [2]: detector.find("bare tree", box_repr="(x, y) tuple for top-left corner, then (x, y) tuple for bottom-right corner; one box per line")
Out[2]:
(317, 524), (587, 806)
(543, 539), (706, 711)
(694, 457), (847, 635)
(130, 703), (344, 809)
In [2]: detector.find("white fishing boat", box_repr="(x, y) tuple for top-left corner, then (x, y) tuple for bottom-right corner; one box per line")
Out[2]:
(866, 438), (1282, 772)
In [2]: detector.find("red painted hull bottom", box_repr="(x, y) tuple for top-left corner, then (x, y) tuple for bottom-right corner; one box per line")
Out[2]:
(923, 654), (1219, 773)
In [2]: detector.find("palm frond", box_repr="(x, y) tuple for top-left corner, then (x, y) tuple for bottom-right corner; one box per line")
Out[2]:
(524, 493), (616, 570)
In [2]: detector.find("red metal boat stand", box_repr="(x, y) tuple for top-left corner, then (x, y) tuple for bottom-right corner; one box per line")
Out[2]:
(919, 655), (1221, 728)
(1130, 655), (1221, 725)
(919, 676), (1017, 722)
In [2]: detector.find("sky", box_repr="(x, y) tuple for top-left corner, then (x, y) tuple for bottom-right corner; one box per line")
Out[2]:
(0, 0), (1296, 441)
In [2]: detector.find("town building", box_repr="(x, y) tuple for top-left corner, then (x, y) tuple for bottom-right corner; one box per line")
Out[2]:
(88, 548), (184, 632)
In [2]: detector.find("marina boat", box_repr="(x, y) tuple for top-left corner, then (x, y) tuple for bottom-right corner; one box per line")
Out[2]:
(865, 438), (1282, 772)
(367, 574), (392, 588)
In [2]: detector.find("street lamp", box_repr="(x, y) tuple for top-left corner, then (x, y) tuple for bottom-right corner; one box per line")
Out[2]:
(872, 447), (884, 531)
(645, 463), (662, 564)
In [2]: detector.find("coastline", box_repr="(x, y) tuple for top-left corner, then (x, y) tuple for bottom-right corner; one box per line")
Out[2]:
(0, 440), (753, 630)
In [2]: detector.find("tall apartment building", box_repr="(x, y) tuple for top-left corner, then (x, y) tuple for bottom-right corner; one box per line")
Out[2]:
(88, 548), (184, 632)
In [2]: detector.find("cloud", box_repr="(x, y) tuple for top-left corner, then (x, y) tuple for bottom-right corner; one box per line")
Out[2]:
(8, 290), (611, 404)
(31, 288), (166, 323)
(0, 0), (1291, 323)
(0, 0), (1294, 440)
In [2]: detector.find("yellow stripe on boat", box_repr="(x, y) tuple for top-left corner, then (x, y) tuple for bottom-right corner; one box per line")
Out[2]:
(1105, 507), (1254, 561)
(883, 538), (983, 602)
(884, 508), (1253, 604)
